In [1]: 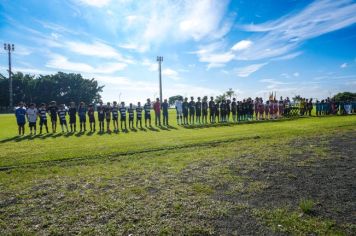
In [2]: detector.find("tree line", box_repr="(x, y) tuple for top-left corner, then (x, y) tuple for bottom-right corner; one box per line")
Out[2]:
(0, 72), (104, 107)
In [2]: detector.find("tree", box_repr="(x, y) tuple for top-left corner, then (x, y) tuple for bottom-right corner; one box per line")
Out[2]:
(215, 94), (226, 103)
(292, 95), (302, 103)
(0, 72), (104, 107)
(332, 92), (356, 102)
(169, 95), (183, 106)
(225, 88), (236, 99)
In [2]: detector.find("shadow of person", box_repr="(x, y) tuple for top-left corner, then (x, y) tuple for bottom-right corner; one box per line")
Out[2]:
(147, 126), (160, 132)
(0, 135), (22, 143)
(130, 127), (138, 132)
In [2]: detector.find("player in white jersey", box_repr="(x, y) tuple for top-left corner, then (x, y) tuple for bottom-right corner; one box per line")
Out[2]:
(175, 98), (183, 125)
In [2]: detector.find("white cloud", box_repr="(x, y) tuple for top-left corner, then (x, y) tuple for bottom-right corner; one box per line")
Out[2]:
(340, 63), (348, 68)
(76, 0), (111, 7)
(293, 72), (300, 77)
(235, 0), (356, 61)
(162, 68), (180, 80)
(234, 63), (267, 77)
(231, 40), (253, 51)
(46, 54), (127, 74)
(142, 59), (157, 71)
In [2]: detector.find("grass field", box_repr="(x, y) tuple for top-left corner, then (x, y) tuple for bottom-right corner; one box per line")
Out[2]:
(0, 112), (355, 235)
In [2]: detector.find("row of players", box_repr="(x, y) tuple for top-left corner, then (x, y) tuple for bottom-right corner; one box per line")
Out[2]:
(15, 96), (294, 135)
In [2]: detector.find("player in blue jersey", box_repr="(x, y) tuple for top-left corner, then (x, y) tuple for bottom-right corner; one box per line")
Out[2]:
(15, 102), (26, 135)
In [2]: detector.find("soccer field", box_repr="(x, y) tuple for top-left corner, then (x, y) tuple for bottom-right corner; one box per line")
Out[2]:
(0, 113), (355, 235)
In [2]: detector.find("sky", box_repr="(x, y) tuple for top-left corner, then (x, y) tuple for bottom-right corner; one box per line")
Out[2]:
(0, 0), (356, 103)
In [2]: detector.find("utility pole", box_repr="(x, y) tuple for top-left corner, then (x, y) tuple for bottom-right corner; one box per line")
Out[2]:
(156, 56), (163, 102)
(3, 43), (15, 109)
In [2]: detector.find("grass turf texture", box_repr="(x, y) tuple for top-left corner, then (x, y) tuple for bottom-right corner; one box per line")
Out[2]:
(0, 112), (355, 235)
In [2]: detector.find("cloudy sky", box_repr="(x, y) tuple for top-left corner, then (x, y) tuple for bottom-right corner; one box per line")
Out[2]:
(1, 0), (356, 103)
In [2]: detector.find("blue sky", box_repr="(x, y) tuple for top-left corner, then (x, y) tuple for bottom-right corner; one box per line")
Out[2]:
(1, 0), (356, 103)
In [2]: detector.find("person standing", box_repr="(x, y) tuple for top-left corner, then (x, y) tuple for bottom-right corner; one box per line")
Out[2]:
(136, 102), (143, 128)
(119, 102), (127, 131)
(202, 96), (208, 124)
(182, 97), (189, 125)
(26, 103), (38, 135)
(195, 97), (202, 124)
(97, 101), (105, 133)
(209, 97), (215, 123)
(58, 104), (68, 133)
(144, 99), (152, 127)
(112, 101), (119, 132)
(153, 98), (161, 126)
(161, 99), (169, 126)
(226, 99), (231, 122)
(69, 102), (77, 132)
(38, 103), (49, 134)
(15, 102), (26, 135)
(48, 101), (58, 133)
(128, 103), (135, 129)
(220, 100), (227, 123)
(78, 102), (87, 132)
(88, 104), (96, 132)
(231, 98), (237, 123)
(175, 97), (183, 125)
(189, 97), (196, 125)
(105, 102), (112, 133)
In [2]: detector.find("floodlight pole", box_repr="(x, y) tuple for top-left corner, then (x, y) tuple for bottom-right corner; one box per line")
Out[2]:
(157, 56), (163, 102)
(3, 43), (15, 109)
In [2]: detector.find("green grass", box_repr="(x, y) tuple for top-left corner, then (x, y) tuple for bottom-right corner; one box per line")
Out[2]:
(299, 199), (315, 214)
(0, 112), (355, 234)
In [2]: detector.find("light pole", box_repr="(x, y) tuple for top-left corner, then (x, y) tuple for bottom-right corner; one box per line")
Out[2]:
(3, 43), (15, 109)
(157, 56), (163, 102)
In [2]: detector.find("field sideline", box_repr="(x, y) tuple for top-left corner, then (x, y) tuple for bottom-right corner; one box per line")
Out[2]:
(0, 113), (355, 235)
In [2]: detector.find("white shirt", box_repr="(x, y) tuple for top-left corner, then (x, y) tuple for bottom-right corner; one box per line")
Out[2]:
(175, 100), (183, 112)
(27, 108), (38, 123)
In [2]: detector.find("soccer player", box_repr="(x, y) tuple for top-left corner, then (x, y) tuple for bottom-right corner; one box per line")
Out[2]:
(105, 102), (112, 132)
(175, 97), (183, 125)
(231, 98), (237, 123)
(38, 103), (49, 134)
(226, 99), (231, 122)
(136, 102), (143, 128)
(202, 96), (208, 124)
(78, 102), (87, 132)
(144, 99), (152, 127)
(153, 98), (161, 126)
(215, 101), (220, 123)
(69, 102), (77, 132)
(97, 101), (105, 133)
(128, 103), (134, 129)
(58, 104), (68, 132)
(265, 100), (270, 120)
(161, 99), (169, 126)
(48, 101), (58, 133)
(112, 101), (119, 132)
(307, 98), (313, 116)
(195, 97), (202, 124)
(182, 97), (189, 125)
(120, 102), (127, 131)
(26, 103), (38, 135)
(315, 100), (320, 116)
(15, 102), (26, 135)
(209, 97), (215, 123)
(88, 104), (96, 132)
(220, 100), (227, 123)
(189, 97), (195, 125)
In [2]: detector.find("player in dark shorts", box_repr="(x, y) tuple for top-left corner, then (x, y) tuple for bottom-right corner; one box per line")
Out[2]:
(105, 102), (112, 132)
(69, 102), (77, 132)
(119, 102), (127, 131)
(215, 101), (220, 123)
(182, 97), (189, 125)
(201, 96), (208, 124)
(220, 100), (227, 123)
(88, 104), (96, 132)
(78, 102), (87, 132)
(237, 101), (243, 122)
(15, 102), (26, 135)
(48, 101), (58, 133)
(58, 104), (68, 132)
(161, 99), (169, 126)
(38, 103), (49, 134)
(226, 99), (231, 122)
(231, 98), (237, 123)
(189, 97), (196, 125)
(97, 101), (105, 133)
(144, 99), (152, 127)
(195, 97), (202, 124)
(209, 97), (215, 123)
(136, 102), (143, 129)
(112, 101), (119, 132)
(128, 103), (134, 129)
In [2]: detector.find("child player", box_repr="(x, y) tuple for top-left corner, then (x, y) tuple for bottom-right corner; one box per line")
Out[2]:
(105, 102), (112, 133)
(128, 103), (134, 129)
(182, 97), (189, 125)
(144, 98), (152, 127)
(69, 102), (77, 132)
(97, 101), (105, 133)
(15, 102), (26, 135)
(26, 103), (38, 135)
(231, 98), (237, 123)
(48, 101), (58, 133)
(195, 97), (202, 124)
(120, 102), (127, 131)
(38, 103), (49, 134)
(202, 96), (208, 124)
(175, 97), (183, 125)
(161, 99), (169, 126)
(78, 102), (87, 132)
(112, 101), (119, 132)
(136, 102), (143, 129)
(88, 104), (96, 132)
(58, 104), (69, 132)
(189, 97), (195, 125)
